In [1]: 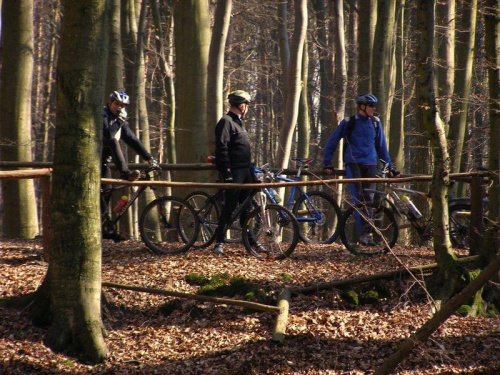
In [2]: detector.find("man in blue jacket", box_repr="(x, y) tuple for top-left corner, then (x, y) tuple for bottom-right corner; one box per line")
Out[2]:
(323, 93), (400, 245)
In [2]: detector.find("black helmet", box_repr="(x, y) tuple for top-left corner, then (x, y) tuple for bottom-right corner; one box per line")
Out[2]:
(110, 90), (130, 105)
(228, 90), (251, 106)
(355, 93), (378, 105)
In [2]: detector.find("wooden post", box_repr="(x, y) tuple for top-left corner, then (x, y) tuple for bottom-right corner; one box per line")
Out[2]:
(41, 175), (52, 261)
(469, 176), (484, 255)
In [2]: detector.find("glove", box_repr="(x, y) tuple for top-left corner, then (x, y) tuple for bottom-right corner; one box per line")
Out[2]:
(389, 168), (401, 178)
(148, 158), (160, 168)
(323, 166), (336, 176)
(222, 168), (233, 183)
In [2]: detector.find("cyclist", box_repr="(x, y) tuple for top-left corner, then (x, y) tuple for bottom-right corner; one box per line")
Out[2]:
(101, 91), (158, 224)
(212, 90), (264, 255)
(323, 93), (400, 245)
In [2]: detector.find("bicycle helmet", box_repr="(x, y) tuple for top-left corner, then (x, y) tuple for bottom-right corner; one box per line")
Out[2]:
(110, 91), (130, 105)
(228, 90), (251, 106)
(355, 93), (378, 105)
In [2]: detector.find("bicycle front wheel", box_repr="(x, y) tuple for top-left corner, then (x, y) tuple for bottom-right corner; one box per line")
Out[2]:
(449, 203), (471, 251)
(292, 191), (341, 244)
(184, 191), (220, 248)
(339, 202), (398, 255)
(139, 196), (199, 255)
(242, 204), (299, 260)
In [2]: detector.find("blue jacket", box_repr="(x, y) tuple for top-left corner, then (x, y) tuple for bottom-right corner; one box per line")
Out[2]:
(323, 114), (393, 168)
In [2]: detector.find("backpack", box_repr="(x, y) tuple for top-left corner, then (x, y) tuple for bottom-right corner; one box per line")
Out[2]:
(345, 115), (379, 143)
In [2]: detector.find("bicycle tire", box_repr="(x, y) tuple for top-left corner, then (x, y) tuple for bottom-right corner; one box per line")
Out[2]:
(292, 191), (341, 244)
(449, 203), (472, 250)
(339, 202), (398, 255)
(184, 191), (220, 248)
(242, 204), (299, 260)
(139, 196), (199, 255)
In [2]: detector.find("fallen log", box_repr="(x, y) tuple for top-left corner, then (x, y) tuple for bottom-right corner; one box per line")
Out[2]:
(291, 256), (479, 294)
(102, 281), (280, 313)
(272, 288), (291, 343)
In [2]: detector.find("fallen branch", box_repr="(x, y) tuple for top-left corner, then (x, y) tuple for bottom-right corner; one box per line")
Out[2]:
(102, 281), (280, 313)
(272, 288), (291, 343)
(291, 256), (478, 294)
(374, 253), (500, 374)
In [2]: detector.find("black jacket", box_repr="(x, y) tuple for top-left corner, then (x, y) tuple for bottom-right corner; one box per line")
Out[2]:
(102, 106), (151, 163)
(214, 111), (252, 173)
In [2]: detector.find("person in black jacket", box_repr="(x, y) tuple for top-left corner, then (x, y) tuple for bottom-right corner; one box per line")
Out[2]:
(101, 91), (158, 216)
(213, 90), (264, 255)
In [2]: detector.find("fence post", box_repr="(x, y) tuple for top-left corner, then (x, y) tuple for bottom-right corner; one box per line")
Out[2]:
(469, 176), (484, 255)
(41, 175), (51, 261)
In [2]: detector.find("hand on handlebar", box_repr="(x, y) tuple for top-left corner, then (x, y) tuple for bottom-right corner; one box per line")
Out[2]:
(323, 166), (336, 176)
(388, 168), (401, 178)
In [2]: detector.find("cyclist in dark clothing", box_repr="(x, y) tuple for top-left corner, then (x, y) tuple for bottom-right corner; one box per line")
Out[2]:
(323, 93), (400, 245)
(101, 91), (158, 217)
(213, 90), (264, 255)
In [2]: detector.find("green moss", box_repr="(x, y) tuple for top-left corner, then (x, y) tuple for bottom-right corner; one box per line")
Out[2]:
(360, 290), (380, 304)
(456, 305), (471, 316)
(280, 273), (292, 281)
(185, 273), (209, 286)
(341, 290), (359, 305)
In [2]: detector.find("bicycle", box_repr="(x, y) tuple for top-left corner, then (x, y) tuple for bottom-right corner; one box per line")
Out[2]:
(101, 165), (200, 255)
(338, 161), (475, 256)
(185, 163), (300, 259)
(186, 157), (341, 247)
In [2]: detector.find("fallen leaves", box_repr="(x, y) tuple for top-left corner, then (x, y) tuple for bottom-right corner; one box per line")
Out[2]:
(1, 238), (499, 374)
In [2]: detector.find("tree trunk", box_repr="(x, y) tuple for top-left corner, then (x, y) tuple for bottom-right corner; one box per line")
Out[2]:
(0, 0), (39, 239)
(173, 0), (210, 185)
(105, 0), (124, 96)
(38, 0), (109, 363)
(372, 0), (397, 124)
(435, 0), (456, 129)
(277, 0), (290, 95)
(389, 0), (405, 170)
(448, 0), (477, 170)
(275, 0), (307, 169)
(415, 0), (456, 306)
(207, 0), (232, 147)
(297, 38), (309, 159)
(357, 0), (377, 93)
(333, 0), (347, 124)
(483, 0), (500, 258)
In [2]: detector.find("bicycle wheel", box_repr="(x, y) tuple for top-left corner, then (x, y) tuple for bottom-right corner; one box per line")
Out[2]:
(184, 191), (220, 248)
(139, 196), (199, 254)
(292, 191), (342, 244)
(449, 203), (471, 250)
(339, 202), (398, 255)
(242, 204), (299, 260)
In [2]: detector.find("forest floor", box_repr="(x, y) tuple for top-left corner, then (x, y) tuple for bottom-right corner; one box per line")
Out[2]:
(1, 238), (500, 374)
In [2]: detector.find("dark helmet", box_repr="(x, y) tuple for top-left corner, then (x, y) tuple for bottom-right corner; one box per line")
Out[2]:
(356, 93), (378, 105)
(110, 90), (130, 105)
(228, 90), (251, 106)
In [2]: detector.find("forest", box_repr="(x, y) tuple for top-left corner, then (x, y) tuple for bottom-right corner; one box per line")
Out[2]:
(0, 0), (499, 374)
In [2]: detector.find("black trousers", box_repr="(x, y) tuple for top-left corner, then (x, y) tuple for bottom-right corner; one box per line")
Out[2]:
(101, 138), (130, 214)
(215, 167), (255, 243)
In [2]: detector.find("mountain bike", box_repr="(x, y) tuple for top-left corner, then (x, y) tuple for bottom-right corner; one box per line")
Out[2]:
(185, 163), (300, 259)
(339, 161), (475, 256)
(186, 157), (341, 247)
(101, 165), (199, 255)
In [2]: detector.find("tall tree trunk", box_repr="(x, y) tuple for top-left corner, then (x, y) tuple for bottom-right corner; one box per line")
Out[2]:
(483, 0), (500, 258)
(297, 38), (309, 159)
(372, 0), (397, 124)
(357, 0), (377, 93)
(105, 0), (124, 96)
(435, 0), (456, 129)
(207, 0), (232, 148)
(416, 0), (456, 306)
(277, 0), (290, 95)
(389, 0), (405, 170)
(173, 0), (210, 183)
(347, 0), (359, 112)
(0, 0), (39, 239)
(38, 0), (109, 363)
(448, 0), (478, 180)
(149, 0), (175, 165)
(275, 0), (307, 169)
(333, 0), (347, 124)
